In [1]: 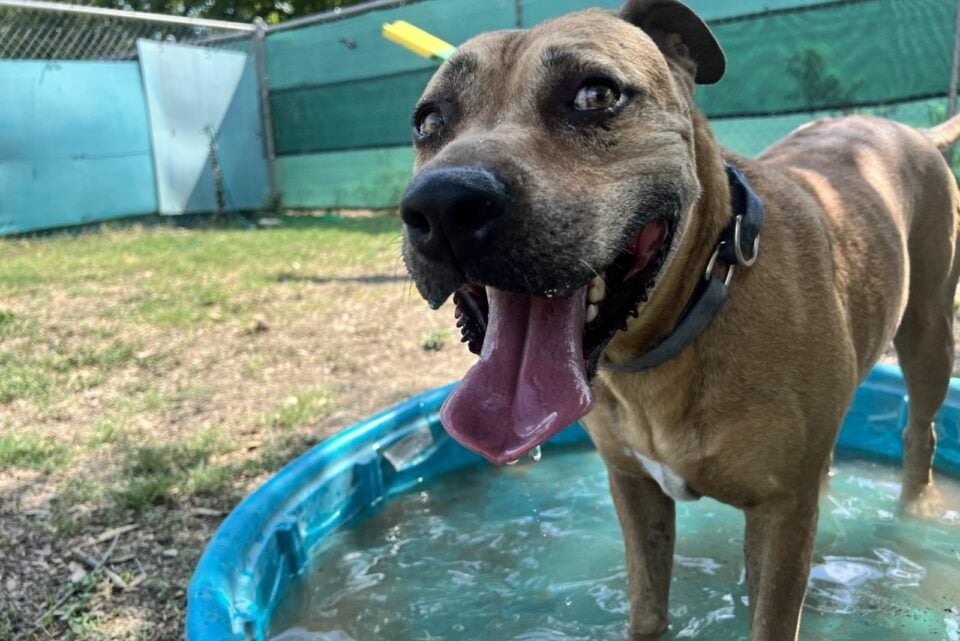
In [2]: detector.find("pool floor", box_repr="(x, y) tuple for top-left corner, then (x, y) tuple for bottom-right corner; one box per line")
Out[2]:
(270, 448), (960, 641)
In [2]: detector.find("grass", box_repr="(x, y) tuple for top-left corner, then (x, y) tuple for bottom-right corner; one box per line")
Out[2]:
(0, 214), (454, 640)
(0, 216), (401, 294)
(109, 384), (338, 514)
(262, 388), (337, 431)
(419, 328), (452, 352)
(0, 216), (402, 404)
(1, 215), (395, 503)
(0, 432), (70, 471)
(89, 420), (125, 446)
(0, 337), (139, 405)
(112, 428), (232, 513)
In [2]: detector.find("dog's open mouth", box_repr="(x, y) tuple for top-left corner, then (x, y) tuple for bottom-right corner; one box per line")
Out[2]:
(441, 219), (674, 464)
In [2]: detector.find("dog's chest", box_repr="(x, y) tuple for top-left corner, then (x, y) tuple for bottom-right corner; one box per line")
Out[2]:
(625, 448), (699, 502)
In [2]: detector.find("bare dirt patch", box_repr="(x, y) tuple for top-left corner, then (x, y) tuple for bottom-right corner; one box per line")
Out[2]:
(0, 216), (472, 640)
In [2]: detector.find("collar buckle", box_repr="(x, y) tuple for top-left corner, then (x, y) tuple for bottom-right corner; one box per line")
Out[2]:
(704, 241), (735, 286)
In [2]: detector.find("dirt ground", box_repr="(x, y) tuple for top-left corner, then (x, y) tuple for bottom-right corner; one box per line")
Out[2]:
(1, 215), (958, 641)
(0, 216), (473, 640)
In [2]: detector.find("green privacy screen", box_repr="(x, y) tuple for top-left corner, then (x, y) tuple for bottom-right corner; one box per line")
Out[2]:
(266, 0), (958, 209)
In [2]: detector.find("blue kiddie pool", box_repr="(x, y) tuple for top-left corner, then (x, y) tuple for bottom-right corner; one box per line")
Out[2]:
(187, 364), (960, 641)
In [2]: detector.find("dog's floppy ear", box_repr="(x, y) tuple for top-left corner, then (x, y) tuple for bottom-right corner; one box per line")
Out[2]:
(620, 0), (725, 85)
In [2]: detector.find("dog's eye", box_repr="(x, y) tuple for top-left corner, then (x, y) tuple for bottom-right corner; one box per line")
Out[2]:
(573, 81), (622, 111)
(415, 109), (445, 138)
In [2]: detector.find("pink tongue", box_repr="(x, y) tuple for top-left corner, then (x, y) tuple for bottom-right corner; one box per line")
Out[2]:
(440, 287), (594, 465)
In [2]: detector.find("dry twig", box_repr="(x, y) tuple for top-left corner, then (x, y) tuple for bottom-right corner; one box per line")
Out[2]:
(14, 534), (121, 641)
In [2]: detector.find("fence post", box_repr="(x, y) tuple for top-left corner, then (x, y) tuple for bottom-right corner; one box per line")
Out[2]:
(252, 17), (280, 209)
(514, 0), (523, 28)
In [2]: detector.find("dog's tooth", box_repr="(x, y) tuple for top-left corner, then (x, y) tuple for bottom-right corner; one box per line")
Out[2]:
(586, 304), (599, 324)
(588, 278), (606, 303)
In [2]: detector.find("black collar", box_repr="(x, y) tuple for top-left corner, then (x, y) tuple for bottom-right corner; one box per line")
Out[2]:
(600, 163), (764, 373)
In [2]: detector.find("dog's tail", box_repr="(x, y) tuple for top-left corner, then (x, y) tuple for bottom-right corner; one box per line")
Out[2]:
(924, 112), (960, 150)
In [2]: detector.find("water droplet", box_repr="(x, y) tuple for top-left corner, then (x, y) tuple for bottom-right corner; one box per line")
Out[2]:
(529, 446), (542, 463)
(506, 459), (519, 465)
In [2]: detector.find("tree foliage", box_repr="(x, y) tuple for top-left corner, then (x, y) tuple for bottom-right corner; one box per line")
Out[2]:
(88, 0), (373, 25)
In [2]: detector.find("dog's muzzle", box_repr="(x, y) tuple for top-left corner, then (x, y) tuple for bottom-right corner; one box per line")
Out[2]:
(400, 166), (508, 264)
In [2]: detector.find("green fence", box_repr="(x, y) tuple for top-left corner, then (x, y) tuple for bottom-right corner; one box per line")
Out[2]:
(264, 0), (958, 210)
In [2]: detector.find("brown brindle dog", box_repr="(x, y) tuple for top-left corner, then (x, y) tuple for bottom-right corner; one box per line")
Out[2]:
(398, 1), (960, 639)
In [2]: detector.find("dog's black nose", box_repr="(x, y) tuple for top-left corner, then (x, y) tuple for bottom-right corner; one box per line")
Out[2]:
(400, 166), (508, 261)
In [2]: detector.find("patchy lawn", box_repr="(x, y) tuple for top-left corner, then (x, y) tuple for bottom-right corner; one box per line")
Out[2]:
(4, 213), (960, 641)
(0, 214), (472, 640)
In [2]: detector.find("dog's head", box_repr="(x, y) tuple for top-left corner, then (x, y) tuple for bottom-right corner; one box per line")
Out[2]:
(399, 0), (725, 463)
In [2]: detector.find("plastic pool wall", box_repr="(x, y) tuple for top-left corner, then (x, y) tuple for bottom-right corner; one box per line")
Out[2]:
(186, 364), (960, 641)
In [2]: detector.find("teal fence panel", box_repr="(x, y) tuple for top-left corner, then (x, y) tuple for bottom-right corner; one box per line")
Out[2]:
(138, 40), (269, 215)
(698, 0), (955, 118)
(266, 0), (516, 209)
(0, 61), (157, 234)
(267, 0), (516, 154)
(520, 0), (837, 24)
(267, 0), (956, 211)
(277, 146), (414, 210)
(713, 97), (949, 158)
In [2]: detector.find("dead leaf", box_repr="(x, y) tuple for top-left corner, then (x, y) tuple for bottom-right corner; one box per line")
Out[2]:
(68, 562), (87, 583)
(95, 524), (138, 543)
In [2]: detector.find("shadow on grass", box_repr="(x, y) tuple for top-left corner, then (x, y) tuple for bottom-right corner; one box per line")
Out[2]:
(4, 210), (401, 240)
(275, 272), (408, 285)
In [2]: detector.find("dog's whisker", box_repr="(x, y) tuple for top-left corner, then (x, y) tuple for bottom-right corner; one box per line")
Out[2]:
(578, 258), (606, 284)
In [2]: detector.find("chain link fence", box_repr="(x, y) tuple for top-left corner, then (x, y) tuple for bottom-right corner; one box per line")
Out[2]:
(0, 0), (255, 60)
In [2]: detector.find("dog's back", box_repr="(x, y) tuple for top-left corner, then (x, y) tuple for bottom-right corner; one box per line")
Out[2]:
(752, 115), (959, 376)
(756, 114), (960, 516)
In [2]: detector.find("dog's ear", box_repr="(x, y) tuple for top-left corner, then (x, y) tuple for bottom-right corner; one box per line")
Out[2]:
(620, 0), (725, 85)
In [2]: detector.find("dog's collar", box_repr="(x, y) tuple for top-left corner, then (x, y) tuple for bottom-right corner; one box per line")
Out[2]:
(600, 163), (764, 373)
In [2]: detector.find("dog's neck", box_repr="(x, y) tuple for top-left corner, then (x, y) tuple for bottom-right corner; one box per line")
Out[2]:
(603, 109), (734, 367)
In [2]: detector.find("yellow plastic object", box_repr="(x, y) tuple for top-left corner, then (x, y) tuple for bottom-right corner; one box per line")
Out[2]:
(382, 20), (456, 62)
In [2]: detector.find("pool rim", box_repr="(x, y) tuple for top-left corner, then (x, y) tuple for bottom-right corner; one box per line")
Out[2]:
(186, 364), (960, 641)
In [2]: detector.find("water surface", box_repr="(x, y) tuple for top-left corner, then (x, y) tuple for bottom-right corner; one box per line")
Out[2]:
(271, 449), (960, 640)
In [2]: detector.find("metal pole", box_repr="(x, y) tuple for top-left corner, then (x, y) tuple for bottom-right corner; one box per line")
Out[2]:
(949, 0), (960, 118)
(0, 0), (255, 31)
(267, 0), (415, 34)
(252, 17), (279, 208)
(514, 0), (523, 29)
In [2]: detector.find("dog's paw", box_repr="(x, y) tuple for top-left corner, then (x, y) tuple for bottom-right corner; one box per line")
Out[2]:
(899, 482), (947, 520)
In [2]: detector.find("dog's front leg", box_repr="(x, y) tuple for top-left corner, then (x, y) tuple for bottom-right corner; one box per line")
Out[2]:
(608, 468), (676, 639)
(743, 496), (819, 641)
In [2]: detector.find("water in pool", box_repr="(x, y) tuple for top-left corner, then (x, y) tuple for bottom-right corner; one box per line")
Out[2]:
(270, 448), (960, 641)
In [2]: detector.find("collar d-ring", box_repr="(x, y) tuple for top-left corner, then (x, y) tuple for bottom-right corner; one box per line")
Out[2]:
(733, 215), (760, 266)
